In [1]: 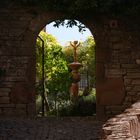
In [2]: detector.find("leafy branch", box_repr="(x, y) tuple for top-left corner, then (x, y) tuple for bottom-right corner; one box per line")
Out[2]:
(19, 0), (140, 30)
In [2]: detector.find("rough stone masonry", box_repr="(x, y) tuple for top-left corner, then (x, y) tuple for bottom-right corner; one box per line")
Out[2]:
(0, 0), (140, 139)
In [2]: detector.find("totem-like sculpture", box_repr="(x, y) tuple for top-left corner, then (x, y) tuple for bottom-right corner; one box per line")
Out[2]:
(69, 41), (82, 102)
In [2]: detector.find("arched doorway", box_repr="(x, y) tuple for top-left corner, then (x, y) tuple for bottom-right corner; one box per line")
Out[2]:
(0, 4), (140, 138)
(20, 10), (126, 120)
(35, 19), (96, 117)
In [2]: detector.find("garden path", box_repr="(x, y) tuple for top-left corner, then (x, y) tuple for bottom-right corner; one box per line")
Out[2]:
(0, 117), (103, 140)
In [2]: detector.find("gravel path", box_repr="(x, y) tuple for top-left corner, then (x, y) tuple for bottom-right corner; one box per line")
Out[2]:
(0, 117), (103, 140)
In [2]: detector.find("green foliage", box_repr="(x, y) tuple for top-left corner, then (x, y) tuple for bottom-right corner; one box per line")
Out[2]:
(36, 31), (57, 79)
(36, 31), (71, 113)
(53, 20), (86, 33)
(58, 89), (96, 116)
(81, 36), (96, 86)
(36, 31), (96, 116)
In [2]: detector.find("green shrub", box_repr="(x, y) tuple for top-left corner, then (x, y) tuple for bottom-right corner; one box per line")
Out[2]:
(58, 90), (96, 116)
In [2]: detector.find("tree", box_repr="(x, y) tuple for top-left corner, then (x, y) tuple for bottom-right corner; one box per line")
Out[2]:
(80, 36), (96, 88)
(36, 31), (71, 114)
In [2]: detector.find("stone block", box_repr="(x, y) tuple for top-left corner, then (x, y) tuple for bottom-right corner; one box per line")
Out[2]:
(132, 96), (139, 102)
(125, 86), (133, 92)
(121, 64), (138, 69)
(132, 80), (140, 85)
(110, 30), (122, 36)
(111, 110), (123, 114)
(0, 91), (9, 97)
(113, 43), (123, 50)
(127, 92), (136, 96)
(125, 74), (140, 79)
(131, 102), (140, 109)
(124, 79), (132, 86)
(96, 105), (106, 120)
(0, 88), (11, 92)
(0, 104), (15, 108)
(9, 28), (23, 37)
(127, 69), (140, 73)
(105, 63), (120, 69)
(109, 106), (124, 111)
(16, 104), (27, 109)
(0, 108), (2, 114)
(0, 97), (10, 103)
(10, 83), (34, 104)
(27, 103), (36, 117)
(97, 78), (125, 105)
(105, 69), (126, 78)
(132, 86), (140, 92)
(0, 82), (14, 88)
(136, 59), (140, 64)
(3, 108), (27, 117)
(124, 96), (132, 103)
(127, 73), (140, 78)
(96, 63), (104, 80)
(96, 48), (111, 63)
(3, 108), (16, 116)
(109, 20), (118, 28)
(5, 76), (26, 82)
(120, 58), (132, 63)
(106, 111), (112, 115)
(110, 36), (120, 42)
(0, 88), (10, 97)
(15, 108), (27, 117)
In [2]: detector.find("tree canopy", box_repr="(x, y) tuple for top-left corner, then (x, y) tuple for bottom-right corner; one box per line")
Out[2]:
(36, 31), (96, 116)
(36, 31), (71, 100)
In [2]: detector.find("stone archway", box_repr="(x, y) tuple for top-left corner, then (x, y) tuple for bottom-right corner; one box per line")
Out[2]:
(25, 12), (126, 120)
(16, 11), (125, 119)
(0, 2), (140, 120)
(25, 12), (99, 117)
(35, 19), (96, 117)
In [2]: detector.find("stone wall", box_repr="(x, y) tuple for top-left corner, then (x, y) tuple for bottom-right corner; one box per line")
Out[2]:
(95, 19), (140, 120)
(0, 2), (36, 117)
(0, 1), (140, 119)
(101, 101), (140, 139)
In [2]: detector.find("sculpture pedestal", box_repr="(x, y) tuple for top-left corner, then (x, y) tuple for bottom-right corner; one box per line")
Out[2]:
(69, 62), (82, 103)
